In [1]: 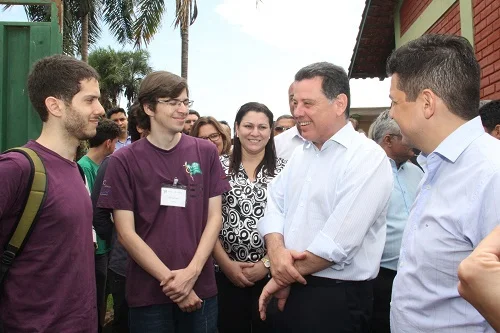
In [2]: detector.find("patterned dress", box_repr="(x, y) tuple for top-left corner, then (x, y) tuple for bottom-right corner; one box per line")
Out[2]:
(219, 155), (287, 263)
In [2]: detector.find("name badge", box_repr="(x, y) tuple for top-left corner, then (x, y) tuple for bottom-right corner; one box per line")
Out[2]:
(160, 178), (187, 207)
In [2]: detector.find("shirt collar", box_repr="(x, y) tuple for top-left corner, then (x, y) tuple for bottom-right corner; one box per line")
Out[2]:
(327, 121), (356, 149)
(389, 157), (407, 171)
(433, 116), (485, 163)
(288, 126), (306, 142)
(118, 135), (131, 144)
(303, 121), (355, 151)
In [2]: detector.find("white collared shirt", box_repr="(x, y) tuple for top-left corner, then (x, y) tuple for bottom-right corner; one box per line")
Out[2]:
(274, 126), (306, 160)
(391, 116), (500, 333)
(258, 122), (393, 280)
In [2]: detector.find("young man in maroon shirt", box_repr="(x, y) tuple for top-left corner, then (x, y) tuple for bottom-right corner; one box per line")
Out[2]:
(0, 55), (104, 332)
(98, 71), (229, 333)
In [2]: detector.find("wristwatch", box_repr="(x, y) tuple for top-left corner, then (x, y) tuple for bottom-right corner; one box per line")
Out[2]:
(261, 257), (271, 270)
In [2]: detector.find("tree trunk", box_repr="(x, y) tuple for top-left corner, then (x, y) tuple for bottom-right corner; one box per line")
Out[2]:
(81, 13), (89, 62)
(180, 25), (189, 80)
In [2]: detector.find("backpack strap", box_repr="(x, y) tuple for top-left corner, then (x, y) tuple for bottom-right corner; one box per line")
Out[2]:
(0, 148), (47, 285)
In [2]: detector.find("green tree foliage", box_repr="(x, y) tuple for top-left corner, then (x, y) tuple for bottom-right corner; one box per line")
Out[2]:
(89, 47), (152, 110)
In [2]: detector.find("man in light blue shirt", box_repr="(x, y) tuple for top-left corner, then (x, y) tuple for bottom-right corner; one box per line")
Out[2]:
(107, 107), (131, 150)
(258, 62), (393, 332)
(388, 34), (500, 333)
(370, 110), (423, 333)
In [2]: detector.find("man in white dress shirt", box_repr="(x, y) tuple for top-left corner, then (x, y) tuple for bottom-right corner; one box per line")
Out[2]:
(388, 34), (500, 333)
(258, 62), (393, 332)
(274, 82), (306, 160)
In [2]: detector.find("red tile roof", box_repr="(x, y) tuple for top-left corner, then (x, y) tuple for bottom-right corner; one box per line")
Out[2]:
(348, 0), (398, 80)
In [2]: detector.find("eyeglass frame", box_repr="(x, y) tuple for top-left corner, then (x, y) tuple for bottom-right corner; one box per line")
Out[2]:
(199, 132), (221, 142)
(157, 98), (194, 108)
(275, 126), (292, 132)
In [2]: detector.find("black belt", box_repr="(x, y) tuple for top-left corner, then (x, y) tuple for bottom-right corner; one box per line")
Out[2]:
(303, 275), (372, 287)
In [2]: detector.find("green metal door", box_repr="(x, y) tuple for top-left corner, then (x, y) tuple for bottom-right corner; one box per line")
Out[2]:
(0, 0), (62, 151)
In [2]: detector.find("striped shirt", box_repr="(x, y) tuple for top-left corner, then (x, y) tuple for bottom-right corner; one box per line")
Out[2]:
(391, 116), (500, 332)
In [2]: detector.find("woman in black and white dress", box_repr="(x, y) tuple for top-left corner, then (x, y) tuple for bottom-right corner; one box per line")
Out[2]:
(213, 102), (286, 333)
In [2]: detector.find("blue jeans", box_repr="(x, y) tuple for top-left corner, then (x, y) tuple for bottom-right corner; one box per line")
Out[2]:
(129, 296), (217, 333)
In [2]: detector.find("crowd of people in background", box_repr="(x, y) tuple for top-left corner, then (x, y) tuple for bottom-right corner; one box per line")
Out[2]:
(1, 33), (500, 333)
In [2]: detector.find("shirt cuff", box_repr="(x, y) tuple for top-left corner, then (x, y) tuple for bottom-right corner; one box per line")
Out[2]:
(257, 212), (285, 237)
(307, 231), (347, 270)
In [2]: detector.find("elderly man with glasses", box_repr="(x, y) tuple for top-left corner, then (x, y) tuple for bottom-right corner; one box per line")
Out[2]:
(369, 110), (423, 333)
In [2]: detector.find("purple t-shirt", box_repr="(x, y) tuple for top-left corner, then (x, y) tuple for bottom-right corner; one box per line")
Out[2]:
(98, 135), (230, 307)
(0, 141), (97, 332)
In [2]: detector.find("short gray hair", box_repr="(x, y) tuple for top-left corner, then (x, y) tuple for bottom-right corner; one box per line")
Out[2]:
(371, 110), (401, 144)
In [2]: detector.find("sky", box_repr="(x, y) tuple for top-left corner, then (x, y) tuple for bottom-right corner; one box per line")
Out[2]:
(0, 0), (391, 125)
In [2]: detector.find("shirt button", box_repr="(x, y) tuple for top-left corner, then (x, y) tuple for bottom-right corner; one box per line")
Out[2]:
(425, 185), (431, 190)
(300, 203), (304, 207)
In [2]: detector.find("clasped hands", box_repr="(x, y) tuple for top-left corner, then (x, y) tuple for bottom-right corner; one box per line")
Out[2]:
(160, 266), (201, 313)
(258, 247), (307, 320)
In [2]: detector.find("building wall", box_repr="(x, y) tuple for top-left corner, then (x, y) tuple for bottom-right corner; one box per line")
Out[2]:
(400, 0), (433, 35)
(427, 1), (461, 34)
(396, 0), (499, 99)
(474, 0), (500, 99)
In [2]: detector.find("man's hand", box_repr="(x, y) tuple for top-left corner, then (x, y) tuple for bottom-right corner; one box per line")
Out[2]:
(221, 261), (255, 288)
(259, 278), (290, 321)
(161, 267), (199, 302)
(242, 260), (269, 283)
(176, 290), (203, 313)
(458, 226), (500, 331)
(267, 246), (306, 287)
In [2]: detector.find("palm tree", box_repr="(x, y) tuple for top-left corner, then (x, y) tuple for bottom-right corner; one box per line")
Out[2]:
(173, 0), (198, 80)
(89, 47), (151, 110)
(120, 50), (153, 106)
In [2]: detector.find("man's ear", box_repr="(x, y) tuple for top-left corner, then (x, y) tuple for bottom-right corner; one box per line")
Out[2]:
(383, 134), (392, 147)
(143, 103), (155, 117)
(334, 93), (348, 117)
(493, 124), (500, 140)
(105, 139), (112, 149)
(45, 96), (65, 118)
(420, 89), (437, 120)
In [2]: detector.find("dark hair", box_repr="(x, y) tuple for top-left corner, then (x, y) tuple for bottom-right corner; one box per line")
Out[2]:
(27, 54), (100, 122)
(190, 116), (231, 155)
(479, 100), (500, 132)
(386, 34), (480, 121)
(230, 102), (277, 178)
(189, 109), (200, 118)
(88, 119), (120, 148)
(106, 107), (126, 119)
(275, 114), (295, 123)
(349, 117), (359, 131)
(134, 71), (189, 130)
(219, 120), (229, 126)
(127, 103), (148, 142)
(295, 62), (351, 118)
